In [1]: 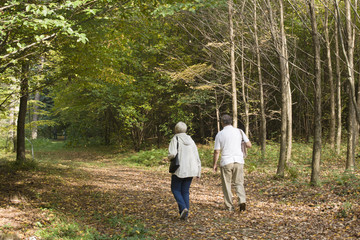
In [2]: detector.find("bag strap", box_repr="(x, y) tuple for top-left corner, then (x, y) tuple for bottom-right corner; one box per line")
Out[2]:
(176, 136), (179, 150)
(239, 129), (245, 141)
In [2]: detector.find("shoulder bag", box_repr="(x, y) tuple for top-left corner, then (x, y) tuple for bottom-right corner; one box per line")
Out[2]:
(240, 129), (247, 158)
(169, 136), (180, 173)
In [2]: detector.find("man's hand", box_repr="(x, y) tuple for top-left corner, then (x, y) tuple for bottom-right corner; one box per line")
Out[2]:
(213, 150), (220, 173)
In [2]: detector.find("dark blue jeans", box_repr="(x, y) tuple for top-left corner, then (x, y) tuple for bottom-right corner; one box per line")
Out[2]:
(171, 175), (193, 214)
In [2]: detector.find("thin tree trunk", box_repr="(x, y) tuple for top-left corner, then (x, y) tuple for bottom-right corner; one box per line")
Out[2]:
(334, 3), (342, 155)
(344, 0), (356, 171)
(8, 79), (18, 152)
(241, 32), (249, 134)
(355, 69), (360, 148)
(324, 4), (336, 149)
(267, 0), (287, 177)
(308, 0), (322, 185)
(356, 68), (360, 148)
(31, 91), (40, 139)
(229, 0), (238, 128)
(199, 107), (205, 142)
(254, 0), (266, 160)
(215, 90), (221, 132)
(16, 62), (30, 163)
(279, 0), (292, 165)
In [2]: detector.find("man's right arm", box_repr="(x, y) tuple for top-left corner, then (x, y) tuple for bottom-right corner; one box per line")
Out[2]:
(213, 150), (220, 172)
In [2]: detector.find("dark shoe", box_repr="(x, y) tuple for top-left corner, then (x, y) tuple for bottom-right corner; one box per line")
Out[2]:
(180, 208), (188, 220)
(239, 203), (246, 211)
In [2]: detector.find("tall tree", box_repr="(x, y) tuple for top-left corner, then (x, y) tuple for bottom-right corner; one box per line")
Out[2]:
(16, 62), (30, 163)
(1, 0), (101, 162)
(335, 0), (357, 170)
(324, 2), (336, 149)
(343, 0), (357, 171)
(308, 0), (322, 185)
(253, 0), (267, 160)
(229, 0), (238, 127)
(31, 91), (40, 139)
(267, 0), (292, 177)
(334, 1), (342, 155)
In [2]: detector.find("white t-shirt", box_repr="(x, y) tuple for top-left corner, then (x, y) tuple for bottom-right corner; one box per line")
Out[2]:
(214, 125), (250, 166)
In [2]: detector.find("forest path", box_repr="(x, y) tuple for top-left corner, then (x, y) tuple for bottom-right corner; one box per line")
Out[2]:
(77, 164), (358, 239)
(1, 150), (359, 239)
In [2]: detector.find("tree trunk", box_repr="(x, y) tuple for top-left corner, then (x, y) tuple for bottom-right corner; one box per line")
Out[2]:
(356, 68), (360, 148)
(31, 91), (40, 139)
(16, 62), (30, 163)
(279, 0), (292, 165)
(346, 93), (356, 170)
(215, 90), (221, 132)
(334, 3), (342, 155)
(254, 0), (266, 160)
(199, 107), (205, 142)
(267, 0), (285, 176)
(267, 0), (292, 177)
(343, 0), (356, 171)
(241, 31), (249, 135)
(308, 0), (322, 185)
(8, 79), (18, 152)
(229, 0), (237, 128)
(324, 4), (336, 149)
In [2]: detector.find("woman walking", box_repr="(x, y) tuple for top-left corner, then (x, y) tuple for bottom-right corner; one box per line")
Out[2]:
(168, 122), (201, 220)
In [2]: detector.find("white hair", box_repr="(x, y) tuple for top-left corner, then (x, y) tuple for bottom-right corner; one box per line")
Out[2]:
(175, 122), (187, 133)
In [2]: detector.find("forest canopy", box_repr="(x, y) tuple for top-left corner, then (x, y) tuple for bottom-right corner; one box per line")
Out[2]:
(1, 0), (360, 183)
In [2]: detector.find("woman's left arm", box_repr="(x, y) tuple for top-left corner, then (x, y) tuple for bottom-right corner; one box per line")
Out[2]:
(168, 136), (177, 160)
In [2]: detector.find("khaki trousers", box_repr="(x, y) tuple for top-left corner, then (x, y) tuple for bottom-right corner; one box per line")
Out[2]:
(220, 162), (246, 210)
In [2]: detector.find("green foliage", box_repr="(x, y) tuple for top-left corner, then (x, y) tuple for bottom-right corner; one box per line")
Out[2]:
(0, 157), (38, 172)
(1, 0), (94, 65)
(286, 167), (299, 181)
(35, 208), (153, 240)
(36, 216), (99, 240)
(119, 148), (168, 167)
(153, 0), (227, 17)
(338, 202), (353, 218)
(26, 138), (65, 152)
(197, 145), (214, 167)
(106, 215), (153, 239)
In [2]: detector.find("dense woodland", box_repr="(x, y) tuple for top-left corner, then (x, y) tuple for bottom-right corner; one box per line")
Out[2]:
(1, 0), (360, 185)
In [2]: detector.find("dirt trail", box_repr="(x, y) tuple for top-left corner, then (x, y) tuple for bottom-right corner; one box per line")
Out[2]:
(1, 157), (359, 239)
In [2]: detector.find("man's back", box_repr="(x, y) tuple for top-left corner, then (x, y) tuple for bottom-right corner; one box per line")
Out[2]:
(214, 125), (249, 166)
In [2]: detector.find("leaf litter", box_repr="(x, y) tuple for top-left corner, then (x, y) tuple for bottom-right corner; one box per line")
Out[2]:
(0, 150), (359, 239)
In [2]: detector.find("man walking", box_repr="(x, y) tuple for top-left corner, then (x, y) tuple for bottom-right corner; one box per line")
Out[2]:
(213, 114), (252, 212)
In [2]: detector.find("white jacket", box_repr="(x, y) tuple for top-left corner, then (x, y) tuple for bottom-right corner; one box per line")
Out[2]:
(168, 133), (201, 178)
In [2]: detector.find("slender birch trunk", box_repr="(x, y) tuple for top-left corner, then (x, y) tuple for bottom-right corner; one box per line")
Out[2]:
(8, 79), (18, 152)
(279, 0), (292, 164)
(241, 32), (249, 135)
(254, 0), (267, 159)
(31, 91), (40, 139)
(308, 0), (322, 185)
(229, 0), (238, 128)
(344, 0), (356, 171)
(215, 90), (221, 132)
(324, 4), (336, 149)
(334, 3), (342, 155)
(266, 0), (290, 176)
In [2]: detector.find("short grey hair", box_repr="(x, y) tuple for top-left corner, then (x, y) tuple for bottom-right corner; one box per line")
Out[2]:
(221, 114), (232, 125)
(175, 122), (187, 133)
